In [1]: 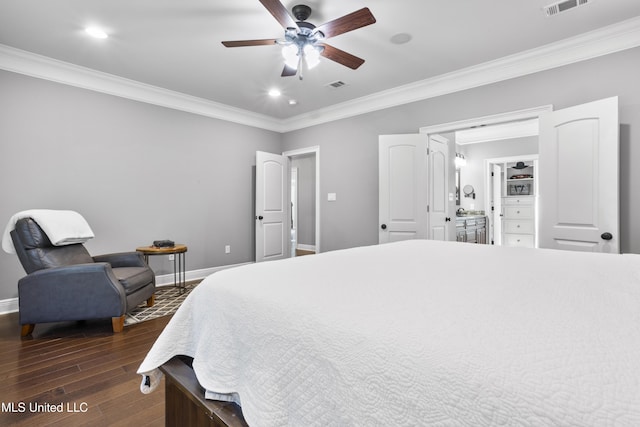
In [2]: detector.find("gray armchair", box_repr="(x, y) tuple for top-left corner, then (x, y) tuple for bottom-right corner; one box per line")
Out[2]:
(10, 217), (155, 336)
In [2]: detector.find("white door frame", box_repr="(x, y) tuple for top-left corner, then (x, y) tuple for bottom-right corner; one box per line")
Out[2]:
(420, 105), (552, 241)
(282, 146), (321, 254)
(419, 105), (553, 136)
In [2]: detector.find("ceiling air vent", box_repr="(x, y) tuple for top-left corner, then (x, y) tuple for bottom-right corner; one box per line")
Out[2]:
(326, 80), (347, 89)
(543, 0), (592, 17)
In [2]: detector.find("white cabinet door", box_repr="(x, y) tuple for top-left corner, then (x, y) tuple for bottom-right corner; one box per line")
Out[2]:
(255, 151), (289, 262)
(379, 134), (429, 243)
(538, 97), (619, 253)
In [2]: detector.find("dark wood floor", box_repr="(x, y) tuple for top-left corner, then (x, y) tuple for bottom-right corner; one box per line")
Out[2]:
(0, 311), (170, 426)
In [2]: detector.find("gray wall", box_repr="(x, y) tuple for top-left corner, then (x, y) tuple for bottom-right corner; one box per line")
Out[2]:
(281, 47), (640, 254)
(0, 70), (281, 300)
(1, 46), (639, 300)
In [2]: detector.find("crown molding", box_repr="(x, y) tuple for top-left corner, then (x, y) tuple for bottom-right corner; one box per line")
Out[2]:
(1, 16), (639, 134)
(0, 44), (284, 133)
(280, 15), (640, 132)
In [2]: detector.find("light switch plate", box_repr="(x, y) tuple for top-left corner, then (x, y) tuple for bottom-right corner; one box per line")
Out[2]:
(328, 193), (337, 201)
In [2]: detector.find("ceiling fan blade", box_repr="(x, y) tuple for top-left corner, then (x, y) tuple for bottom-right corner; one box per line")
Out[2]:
(281, 65), (297, 77)
(259, 0), (299, 30)
(222, 39), (278, 47)
(319, 44), (365, 70)
(315, 8), (376, 39)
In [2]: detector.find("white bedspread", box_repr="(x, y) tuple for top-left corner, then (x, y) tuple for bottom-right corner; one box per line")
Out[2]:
(138, 240), (640, 426)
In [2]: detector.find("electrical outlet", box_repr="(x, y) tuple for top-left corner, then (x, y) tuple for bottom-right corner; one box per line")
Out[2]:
(168, 254), (175, 261)
(225, 245), (231, 254)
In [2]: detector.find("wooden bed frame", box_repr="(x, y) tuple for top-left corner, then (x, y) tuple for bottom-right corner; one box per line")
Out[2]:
(160, 357), (248, 427)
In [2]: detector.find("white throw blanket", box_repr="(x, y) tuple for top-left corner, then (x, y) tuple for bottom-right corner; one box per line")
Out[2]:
(138, 240), (640, 426)
(2, 209), (94, 254)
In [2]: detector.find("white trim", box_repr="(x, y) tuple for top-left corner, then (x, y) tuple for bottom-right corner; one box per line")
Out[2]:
(419, 105), (553, 135)
(283, 146), (321, 253)
(0, 44), (284, 133)
(1, 16), (639, 133)
(0, 297), (18, 315)
(282, 16), (640, 131)
(455, 119), (539, 145)
(154, 261), (252, 286)
(0, 262), (253, 314)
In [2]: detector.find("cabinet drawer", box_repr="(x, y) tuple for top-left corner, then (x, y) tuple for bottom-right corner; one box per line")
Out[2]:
(503, 197), (534, 205)
(466, 230), (477, 243)
(503, 220), (534, 234)
(504, 233), (534, 248)
(504, 205), (533, 219)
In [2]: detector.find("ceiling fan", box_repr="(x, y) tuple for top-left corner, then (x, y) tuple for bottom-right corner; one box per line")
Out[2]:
(222, 1), (376, 79)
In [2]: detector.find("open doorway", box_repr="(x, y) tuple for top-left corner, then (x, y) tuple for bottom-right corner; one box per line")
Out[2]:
(284, 146), (320, 257)
(420, 105), (550, 244)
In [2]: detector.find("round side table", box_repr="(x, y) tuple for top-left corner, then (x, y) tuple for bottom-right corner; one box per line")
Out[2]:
(136, 244), (187, 292)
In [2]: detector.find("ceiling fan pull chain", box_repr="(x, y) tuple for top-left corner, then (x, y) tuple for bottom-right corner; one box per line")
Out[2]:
(298, 55), (304, 80)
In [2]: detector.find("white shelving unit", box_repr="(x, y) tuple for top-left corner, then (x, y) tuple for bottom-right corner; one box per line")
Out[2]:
(502, 160), (536, 248)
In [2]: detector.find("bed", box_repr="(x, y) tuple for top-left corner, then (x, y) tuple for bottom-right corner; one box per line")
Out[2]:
(138, 239), (640, 426)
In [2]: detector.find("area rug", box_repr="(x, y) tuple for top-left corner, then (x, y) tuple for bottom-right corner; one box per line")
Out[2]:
(125, 282), (198, 326)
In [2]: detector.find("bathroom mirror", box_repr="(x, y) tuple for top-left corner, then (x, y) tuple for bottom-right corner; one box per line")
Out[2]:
(463, 184), (475, 199)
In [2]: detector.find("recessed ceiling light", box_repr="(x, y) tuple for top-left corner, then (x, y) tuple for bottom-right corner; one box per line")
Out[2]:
(268, 89), (282, 97)
(289, 99), (298, 106)
(390, 33), (412, 45)
(85, 27), (109, 39)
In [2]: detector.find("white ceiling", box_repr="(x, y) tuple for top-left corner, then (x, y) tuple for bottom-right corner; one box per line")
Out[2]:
(1, 0), (639, 123)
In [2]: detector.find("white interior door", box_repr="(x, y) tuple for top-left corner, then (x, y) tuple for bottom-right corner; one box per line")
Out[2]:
(538, 96), (619, 253)
(492, 163), (503, 245)
(256, 151), (289, 262)
(379, 134), (428, 243)
(428, 135), (449, 240)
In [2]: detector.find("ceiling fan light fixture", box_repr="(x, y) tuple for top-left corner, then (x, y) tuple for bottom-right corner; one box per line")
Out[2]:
(221, 2), (376, 78)
(282, 44), (299, 69)
(304, 44), (321, 69)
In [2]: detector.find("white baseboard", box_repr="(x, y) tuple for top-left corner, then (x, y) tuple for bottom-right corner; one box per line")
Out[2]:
(154, 261), (252, 286)
(0, 297), (18, 315)
(296, 244), (316, 252)
(0, 261), (253, 314)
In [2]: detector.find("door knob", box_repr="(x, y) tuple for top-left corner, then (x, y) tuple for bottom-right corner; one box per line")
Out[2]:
(381, 224), (387, 230)
(601, 232), (613, 240)
(256, 215), (264, 220)
(445, 217), (451, 222)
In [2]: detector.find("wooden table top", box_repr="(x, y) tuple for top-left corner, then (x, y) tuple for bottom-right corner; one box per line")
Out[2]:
(136, 244), (187, 254)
